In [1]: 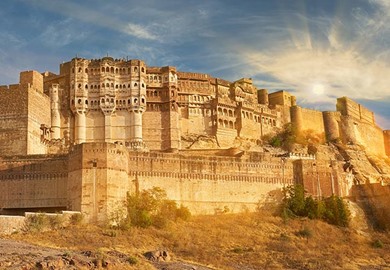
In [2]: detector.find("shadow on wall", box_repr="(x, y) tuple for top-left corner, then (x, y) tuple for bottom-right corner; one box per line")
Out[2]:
(0, 156), (68, 214)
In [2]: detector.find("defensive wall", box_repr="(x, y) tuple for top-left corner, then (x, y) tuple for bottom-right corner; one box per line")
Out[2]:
(291, 106), (326, 140)
(295, 159), (351, 198)
(0, 143), (302, 222)
(0, 71), (50, 156)
(0, 154), (68, 213)
(290, 97), (387, 157)
(337, 97), (386, 156)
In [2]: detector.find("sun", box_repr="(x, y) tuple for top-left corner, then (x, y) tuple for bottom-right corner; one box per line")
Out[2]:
(312, 84), (325, 95)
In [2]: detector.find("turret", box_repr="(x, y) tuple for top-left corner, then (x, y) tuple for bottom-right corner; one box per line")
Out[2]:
(257, 89), (269, 105)
(323, 111), (340, 142)
(290, 105), (303, 136)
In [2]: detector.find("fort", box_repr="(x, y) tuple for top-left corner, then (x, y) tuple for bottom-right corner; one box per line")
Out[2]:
(0, 56), (389, 223)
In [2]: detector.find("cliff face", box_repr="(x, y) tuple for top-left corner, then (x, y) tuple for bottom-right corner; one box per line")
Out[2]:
(334, 144), (390, 184)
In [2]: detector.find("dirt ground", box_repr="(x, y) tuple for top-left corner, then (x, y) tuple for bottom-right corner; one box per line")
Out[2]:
(1, 211), (390, 270)
(0, 238), (214, 270)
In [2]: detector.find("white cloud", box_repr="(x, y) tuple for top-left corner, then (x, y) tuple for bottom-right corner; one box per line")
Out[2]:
(124, 23), (157, 40)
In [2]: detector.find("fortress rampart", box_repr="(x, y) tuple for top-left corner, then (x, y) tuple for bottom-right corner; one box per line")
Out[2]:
(0, 143), (300, 221)
(0, 56), (388, 222)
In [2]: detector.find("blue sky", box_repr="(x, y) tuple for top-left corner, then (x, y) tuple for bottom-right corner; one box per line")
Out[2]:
(0, 0), (389, 128)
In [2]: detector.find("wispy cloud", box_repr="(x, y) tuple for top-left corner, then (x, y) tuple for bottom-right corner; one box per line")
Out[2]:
(204, 1), (390, 112)
(124, 23), (157, 40)
(21, 0), (158, 42)
(39, 18), (87, 47)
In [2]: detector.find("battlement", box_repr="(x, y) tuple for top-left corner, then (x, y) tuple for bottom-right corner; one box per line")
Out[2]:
(0, 84), (20, 91)
(336, 96), (375, 124)
(177, 71), (210, 81)
(20, 70), (43, 93)
(268, 90), (296, 107)
(213, 78), (231, 86)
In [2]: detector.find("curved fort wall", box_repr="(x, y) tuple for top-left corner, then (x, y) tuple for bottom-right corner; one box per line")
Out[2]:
(322, 111), (341, 142)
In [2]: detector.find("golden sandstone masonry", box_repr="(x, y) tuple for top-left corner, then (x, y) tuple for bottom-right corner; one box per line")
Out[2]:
(0, 56), (389, 222)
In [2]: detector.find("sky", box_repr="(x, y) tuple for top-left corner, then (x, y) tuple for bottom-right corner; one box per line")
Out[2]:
(0, 0), (389, 128)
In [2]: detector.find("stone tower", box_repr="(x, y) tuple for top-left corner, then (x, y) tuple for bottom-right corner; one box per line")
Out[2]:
(69, 57), (147, 150)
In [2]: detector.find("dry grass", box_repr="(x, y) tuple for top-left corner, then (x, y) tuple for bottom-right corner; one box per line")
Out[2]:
(6, 210), (390, 270)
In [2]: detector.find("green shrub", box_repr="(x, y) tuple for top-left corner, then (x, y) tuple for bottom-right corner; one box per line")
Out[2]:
(176, 205), (191, 221)
(372, 239), (384, 249)
(304, 196), (325, 220)
(126, 187), (191, 228)
(281, 185), (350, 227)
(48, 214), (65, 229)
(296, 227), (312, 239)
(323, 195), (350, 227)
(70, 213), (83, 225)
(282, 184), (306, 217)
(266, 124), (296, 151)
(126, 256), (138, 265)
(25, 213), (49, 232)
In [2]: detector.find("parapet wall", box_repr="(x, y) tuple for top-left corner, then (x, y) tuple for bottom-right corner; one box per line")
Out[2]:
(291, 106), (325, 140)
(337, 97), (375, 124)
(0, 141), (358, 222)
(300, 107), (325, 137)
(126, 150), (294, 214)
(20, 70), (43, 93)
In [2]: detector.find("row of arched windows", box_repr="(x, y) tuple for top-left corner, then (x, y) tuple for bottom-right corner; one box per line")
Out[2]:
(218, 107), (235, 117)
(188, 108), (211, 116)
(72, 66), (145, 75)
(147, 75), (162, 82)
(189, 95), (210, 102)
(218, 119), (236, 129)
(146, 90), (175, 97)
(72, 97), (146, 107)
(74, 82), (145, 90)
(178, 80), (208, 88)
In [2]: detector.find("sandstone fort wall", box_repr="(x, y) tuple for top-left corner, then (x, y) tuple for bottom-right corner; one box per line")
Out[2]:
(27, 87), (51, 154)
(126, 150), (294, 215)
(339, 116), (385, 156)
(299, 107), (325, 137)
(337, 97), (375, 124)
(296, 159), (349, 198)
(1, 143), (297, 221)
(323, 111), (341, 141)
(0, 155), (68, 212)
(0, 86), (28, 155)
